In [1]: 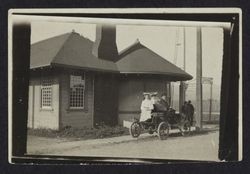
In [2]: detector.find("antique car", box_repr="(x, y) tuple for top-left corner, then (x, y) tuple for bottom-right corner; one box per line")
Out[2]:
(129, 108), (191, 140)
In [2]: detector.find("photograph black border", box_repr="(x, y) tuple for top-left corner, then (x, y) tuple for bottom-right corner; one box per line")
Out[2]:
(1, 1), (250, 173)
(9, 10), (240, 163)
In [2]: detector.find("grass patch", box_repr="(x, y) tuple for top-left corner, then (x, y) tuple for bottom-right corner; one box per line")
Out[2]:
(28, 125), (129, 140)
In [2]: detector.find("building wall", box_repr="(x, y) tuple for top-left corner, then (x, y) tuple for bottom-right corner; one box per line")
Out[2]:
(59, 71), (94, 129)
(28, 70), (171, 129)
(93, 74), (118, 126)
(118, 76), (169, 126)
(28, 72), (60, 130)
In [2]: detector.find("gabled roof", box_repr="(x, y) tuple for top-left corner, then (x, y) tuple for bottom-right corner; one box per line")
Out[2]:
(30, 32), (192, 81)
(116, 40), (193, 81)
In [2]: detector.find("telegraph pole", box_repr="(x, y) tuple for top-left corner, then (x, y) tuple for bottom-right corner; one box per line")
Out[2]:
(209, 80), (213, 121)
(172, 28), (181, 108)
(183, 27), (187, 102)
(196, 27), (203, 130)
(179, 27), (186, 112)
(183, 27), (186, 71)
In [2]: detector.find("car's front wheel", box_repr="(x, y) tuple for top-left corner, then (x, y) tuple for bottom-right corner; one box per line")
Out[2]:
(129, 122), (141, 138)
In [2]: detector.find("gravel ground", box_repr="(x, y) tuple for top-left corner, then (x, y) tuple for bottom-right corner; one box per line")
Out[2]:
(27, 124), (219, 161)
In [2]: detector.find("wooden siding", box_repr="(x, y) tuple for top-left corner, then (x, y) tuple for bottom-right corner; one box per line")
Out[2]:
(59, 71), (94, 129)
(118, 76), (169, 126)
(27, 72), (60, 130)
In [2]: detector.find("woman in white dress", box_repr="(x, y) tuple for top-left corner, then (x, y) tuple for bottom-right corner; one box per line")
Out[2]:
(140, 93), (154, 122)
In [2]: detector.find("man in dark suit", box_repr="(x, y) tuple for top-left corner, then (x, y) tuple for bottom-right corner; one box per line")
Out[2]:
(156, 93), (169, 112)
(181, 101), (188, 115)
(152, 93), (170, 124)
(187, 100), (195, 126)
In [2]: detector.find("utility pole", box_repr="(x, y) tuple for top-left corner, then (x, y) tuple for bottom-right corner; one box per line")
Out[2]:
(209, 80), (213, 121)
(196, 27), (203, 130)
(179, 27), (186, 112)
(183, 27), (186, 71)
(171, 28), (181, 108)
(183, 27), (187, 102)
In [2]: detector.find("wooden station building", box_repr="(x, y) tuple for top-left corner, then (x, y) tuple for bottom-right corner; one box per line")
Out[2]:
(28, 24), (192, 130)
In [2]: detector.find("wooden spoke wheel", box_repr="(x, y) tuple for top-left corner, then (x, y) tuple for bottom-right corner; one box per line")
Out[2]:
(157, 122), (170, 140)
(129, 122), (141, 138)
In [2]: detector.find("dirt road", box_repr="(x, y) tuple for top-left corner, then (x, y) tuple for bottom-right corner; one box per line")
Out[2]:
(27, 125), (219, 161)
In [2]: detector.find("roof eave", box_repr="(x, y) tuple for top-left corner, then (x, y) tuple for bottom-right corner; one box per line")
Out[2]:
(119, 71), (193, 81)
(51, 63), (120, 73)
(30, 64), (52, 70)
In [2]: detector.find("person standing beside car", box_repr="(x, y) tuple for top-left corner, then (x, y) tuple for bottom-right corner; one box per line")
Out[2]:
(140, 93), (154, 122)
(187, 100), (195, 126)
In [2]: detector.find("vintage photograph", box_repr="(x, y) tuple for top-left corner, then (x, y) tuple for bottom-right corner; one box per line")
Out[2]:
(9, 9), (242, 163)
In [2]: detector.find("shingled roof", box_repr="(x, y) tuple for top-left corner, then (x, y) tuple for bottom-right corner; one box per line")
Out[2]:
(30, 32), (192, 81)
(30, 32), (118, 72)
(116, 40), (193, 80)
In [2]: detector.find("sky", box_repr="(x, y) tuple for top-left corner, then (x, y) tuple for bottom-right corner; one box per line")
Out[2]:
(31, 21), (224, 100)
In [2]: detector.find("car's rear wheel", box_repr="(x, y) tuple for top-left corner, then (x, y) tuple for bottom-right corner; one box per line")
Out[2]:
(157, 122), (170, 140)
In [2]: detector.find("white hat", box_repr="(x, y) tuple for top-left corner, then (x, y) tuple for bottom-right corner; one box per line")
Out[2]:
(143, 92), (151, 96)
(150, 92), (158, 96)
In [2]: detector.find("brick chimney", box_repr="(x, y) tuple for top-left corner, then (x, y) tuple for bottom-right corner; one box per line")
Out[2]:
(92, 24), (118, 62)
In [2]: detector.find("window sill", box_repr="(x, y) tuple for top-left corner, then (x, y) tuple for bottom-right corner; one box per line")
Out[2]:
(66, 108), (88, 113)
(40, 108), (54, 112)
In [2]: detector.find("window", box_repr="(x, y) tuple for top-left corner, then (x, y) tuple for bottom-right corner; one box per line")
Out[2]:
(41, 78), (53, 109)
(69, 74), (85, 109)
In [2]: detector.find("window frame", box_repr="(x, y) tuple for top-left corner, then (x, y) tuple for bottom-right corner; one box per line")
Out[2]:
(69, 72), (86, 110)
(40, 76), (53, 110)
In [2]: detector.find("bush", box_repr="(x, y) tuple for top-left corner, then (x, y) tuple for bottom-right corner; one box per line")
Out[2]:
(28, 125), (129, 140)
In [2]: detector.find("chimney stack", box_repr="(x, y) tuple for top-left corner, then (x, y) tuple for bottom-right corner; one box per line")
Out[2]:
(92, 24), (118, 62)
